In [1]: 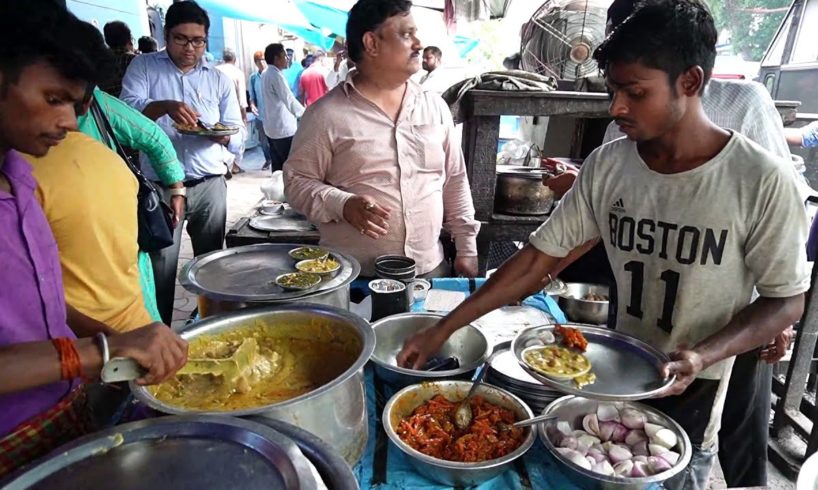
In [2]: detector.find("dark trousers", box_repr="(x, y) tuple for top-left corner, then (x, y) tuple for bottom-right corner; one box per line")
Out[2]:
(151, 176), (226, 324)
(644, 378), (720, 490)
(718, 349), (771, 486)
(268, 136), (293, 173)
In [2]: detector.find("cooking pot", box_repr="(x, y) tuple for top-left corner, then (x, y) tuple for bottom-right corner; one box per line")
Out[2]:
(131, 304), (375, 465)
(495, 166), (555, 215)
(178, 243), (360, 317)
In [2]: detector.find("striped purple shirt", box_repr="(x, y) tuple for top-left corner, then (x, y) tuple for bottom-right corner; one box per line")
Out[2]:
(0, 150), (77, 438)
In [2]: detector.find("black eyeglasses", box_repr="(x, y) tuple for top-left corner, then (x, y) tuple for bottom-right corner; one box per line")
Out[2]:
(171, 34), (206, 48)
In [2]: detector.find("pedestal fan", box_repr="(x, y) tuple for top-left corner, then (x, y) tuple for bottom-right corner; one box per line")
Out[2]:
(520, 0), (613, 82)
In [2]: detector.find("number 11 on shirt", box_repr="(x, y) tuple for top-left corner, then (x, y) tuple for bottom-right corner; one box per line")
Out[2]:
(623, 260), (680, 333)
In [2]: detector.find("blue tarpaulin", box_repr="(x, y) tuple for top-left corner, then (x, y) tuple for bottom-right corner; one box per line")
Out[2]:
(196, 0), (335, 49)
(280, 23), (336, 50)
(294, 0), (350, 38)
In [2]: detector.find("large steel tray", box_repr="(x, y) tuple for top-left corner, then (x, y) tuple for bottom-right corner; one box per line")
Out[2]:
(179, 243), (359, 302)
(511, 323), (675, 401)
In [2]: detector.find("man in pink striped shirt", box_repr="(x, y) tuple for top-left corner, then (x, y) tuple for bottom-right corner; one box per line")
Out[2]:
(284, 0), (479, 278)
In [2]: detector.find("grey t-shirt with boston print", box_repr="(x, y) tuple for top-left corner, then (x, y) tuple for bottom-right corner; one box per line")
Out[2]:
(530, 132), (809, 447)
(532, 132), (808, 379)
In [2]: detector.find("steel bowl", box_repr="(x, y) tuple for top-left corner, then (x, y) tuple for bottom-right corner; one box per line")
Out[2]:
(383, 380), (536, 486)
(557, 282), (610, 324)
(295, 257), (342, 278)
(274, 272), (321, 291)
(540, 396), (692, 490)
(370, 312), (490, 388)
(131, 304), (375, 465)
(288, 246), (329, 261)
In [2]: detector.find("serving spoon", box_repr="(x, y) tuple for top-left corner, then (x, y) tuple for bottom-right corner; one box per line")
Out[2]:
(453, 349), (502, 430)
(101, 338), (261, 384)
(497, 413), (559, 432)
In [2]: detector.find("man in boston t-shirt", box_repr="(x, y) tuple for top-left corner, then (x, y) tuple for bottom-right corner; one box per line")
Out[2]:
(397, 1), (809, 488)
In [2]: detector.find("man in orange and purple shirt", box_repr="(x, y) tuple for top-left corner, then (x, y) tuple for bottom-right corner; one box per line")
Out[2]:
(0, 4), (186, 474)
(284, 0), (479, 278)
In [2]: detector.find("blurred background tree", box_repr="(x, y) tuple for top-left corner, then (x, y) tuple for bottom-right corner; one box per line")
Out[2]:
(705, 0), (791, 60)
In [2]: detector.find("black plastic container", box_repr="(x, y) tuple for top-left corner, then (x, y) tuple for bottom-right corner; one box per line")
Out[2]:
(369, 279), (409, 321)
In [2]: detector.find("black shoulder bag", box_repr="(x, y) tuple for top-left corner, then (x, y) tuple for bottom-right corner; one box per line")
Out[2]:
(89, 97), (175, 252)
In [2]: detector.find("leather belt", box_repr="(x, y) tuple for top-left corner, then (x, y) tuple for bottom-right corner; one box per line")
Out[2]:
(155, 174), (222, 189)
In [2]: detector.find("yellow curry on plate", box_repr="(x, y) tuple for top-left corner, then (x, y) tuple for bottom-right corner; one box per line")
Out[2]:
(150, 320), (360, 411)
(523, 345), (591, 380)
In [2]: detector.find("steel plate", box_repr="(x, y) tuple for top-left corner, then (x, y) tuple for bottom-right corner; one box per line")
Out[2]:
(473, 305), (556, 346)
(1, 416), (317, 490)
(174, 125), (240, 137)
(248, 417), (359, 490)
(178, 243), (360, 302)
(511, 324), (675, 401)
(249, 214), (315, 232)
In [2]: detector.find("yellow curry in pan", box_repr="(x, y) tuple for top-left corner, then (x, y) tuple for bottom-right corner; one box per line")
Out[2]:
(150, 321), (361, 411)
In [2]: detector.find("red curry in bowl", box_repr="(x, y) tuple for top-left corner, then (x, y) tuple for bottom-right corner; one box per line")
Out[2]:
(396, 395), (526, 462)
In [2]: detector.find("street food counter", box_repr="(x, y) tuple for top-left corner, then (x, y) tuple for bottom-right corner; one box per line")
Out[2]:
(2, 242), (696, 489)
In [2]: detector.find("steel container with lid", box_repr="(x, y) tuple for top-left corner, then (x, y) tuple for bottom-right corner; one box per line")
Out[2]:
(131, 304), (375, 465)
(1, 415), (359, 490)
(495, 165), (555, 215)
(179, 243), (360, 316)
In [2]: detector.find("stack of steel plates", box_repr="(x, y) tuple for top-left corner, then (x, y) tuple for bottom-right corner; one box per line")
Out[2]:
(485, 347), (564, 413)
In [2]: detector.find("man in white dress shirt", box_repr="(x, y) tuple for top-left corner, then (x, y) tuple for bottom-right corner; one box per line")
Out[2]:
(216, 48), (247, 173)
(260, 43), (304, 173)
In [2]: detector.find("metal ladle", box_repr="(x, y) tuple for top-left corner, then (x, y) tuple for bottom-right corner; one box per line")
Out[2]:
(497, 413), (559, 432)
(453, 349), (501, 430)
(101, 338), (260, 384)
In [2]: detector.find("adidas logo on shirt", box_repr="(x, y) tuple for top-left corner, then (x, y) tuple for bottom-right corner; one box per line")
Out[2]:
(612, 198), (625, 213)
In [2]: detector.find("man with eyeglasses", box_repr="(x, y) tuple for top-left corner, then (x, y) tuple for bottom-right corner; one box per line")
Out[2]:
(121, 0), (244, 325)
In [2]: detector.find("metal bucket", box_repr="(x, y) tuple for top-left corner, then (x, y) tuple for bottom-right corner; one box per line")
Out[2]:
(130, 304), (375, 465)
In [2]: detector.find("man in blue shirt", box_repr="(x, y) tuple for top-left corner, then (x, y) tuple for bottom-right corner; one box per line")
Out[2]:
(121, 1), (244, 324)
(249, 51), (272, 170)
(283, 50), (305, 100)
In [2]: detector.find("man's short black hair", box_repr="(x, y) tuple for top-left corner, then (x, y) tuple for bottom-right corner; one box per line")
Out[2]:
(607, 0), (638, 29)
(346, 0), (412, 63)
(103, 21), (132, 50)
(302, 55), (315, 68)
(265, 43), (285, 65)
(594, 0), (717, 94)
(138, 36), (158, 53)
(165, 0), (210, 34)
(0, 1), (114, 89)
(423, 46), (442, 58)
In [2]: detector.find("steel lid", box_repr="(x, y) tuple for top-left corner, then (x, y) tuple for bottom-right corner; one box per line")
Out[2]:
(179, 243), (360, 302)
(2, 416), (320, 490)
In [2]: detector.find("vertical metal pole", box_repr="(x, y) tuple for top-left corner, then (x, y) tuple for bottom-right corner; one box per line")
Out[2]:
(773, 264), (818, 452)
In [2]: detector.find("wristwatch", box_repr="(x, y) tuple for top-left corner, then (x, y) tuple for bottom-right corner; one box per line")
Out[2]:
(169, 187), (187, 198)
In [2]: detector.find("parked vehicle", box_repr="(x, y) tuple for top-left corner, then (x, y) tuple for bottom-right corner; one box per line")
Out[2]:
(758, 0), (818, 183)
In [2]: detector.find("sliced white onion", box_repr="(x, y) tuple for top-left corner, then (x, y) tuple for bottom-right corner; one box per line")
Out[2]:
(620, 408), (647, 430)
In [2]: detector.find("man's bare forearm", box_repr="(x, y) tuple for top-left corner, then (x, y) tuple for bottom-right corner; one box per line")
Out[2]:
(141, 101), (169, 121)
(0, 339), (103, 395)
(67, 304), (116, 338)
(439, 244), (560, 334)
(694, 294), (804, 369)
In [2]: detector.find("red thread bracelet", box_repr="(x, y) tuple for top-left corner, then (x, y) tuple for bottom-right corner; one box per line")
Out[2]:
(52, 337), (82, 380)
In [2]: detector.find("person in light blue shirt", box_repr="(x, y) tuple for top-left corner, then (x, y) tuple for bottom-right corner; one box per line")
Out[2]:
(120, 0), (244, 324)
(283, 49), (305, 99)
(249, 50), (272, 170)
(786, 120), (818, 148)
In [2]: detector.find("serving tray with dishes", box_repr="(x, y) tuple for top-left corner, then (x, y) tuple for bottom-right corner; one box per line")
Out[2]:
(174, 121), (240, 137)
(511, 323), (674, 401)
